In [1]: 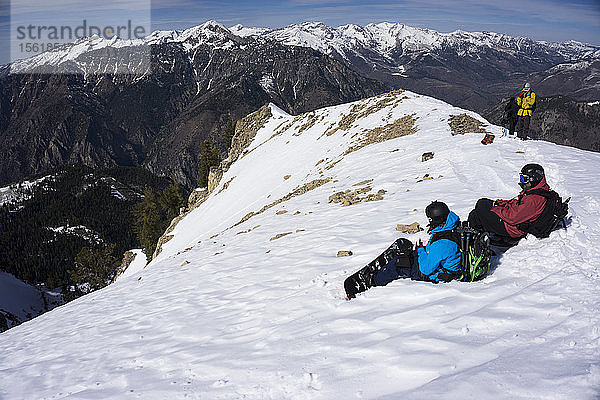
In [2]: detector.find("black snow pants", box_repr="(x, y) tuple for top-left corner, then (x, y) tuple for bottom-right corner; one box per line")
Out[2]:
(468, 198), (511, 238)
(516, 115), (531, 140)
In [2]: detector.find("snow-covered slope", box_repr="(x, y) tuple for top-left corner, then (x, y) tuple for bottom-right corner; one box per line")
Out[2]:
(0, 175), (52, 206)
(0, 271), (62, 332)
(1, 90), (599, 399)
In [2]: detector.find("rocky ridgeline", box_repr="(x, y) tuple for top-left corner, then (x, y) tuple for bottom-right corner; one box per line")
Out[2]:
(151, 90), (489, 260)
(208, 104), (274, 193)
(152, 104), (275, 259)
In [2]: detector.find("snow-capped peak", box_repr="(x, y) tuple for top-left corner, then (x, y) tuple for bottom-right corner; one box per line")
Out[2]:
(257, 21), (600, 62)
(179, 20), (230, 39)
(7, 20), (599, 74)
(229, 24), (270, 37)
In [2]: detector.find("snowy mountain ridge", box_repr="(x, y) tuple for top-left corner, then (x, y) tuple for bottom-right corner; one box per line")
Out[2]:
(233, 21), (600, 62)
(6, 20), (235, 74)
(2, 89), (599, 399)
(6, 20), (599, 74)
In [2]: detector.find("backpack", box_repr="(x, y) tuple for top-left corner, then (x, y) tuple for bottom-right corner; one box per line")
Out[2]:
(430, 225), (492, 282)
(517, 189), (570, 238)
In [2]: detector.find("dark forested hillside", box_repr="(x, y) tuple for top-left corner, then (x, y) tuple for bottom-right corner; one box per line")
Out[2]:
(0, 165), (175, 294)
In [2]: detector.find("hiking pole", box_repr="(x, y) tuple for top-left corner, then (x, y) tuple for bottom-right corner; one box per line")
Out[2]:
(460, 228), (467, 278)
(465, 230), (471, 278)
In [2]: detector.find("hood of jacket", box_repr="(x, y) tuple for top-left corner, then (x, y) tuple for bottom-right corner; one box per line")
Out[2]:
(430, 211), (460, 234)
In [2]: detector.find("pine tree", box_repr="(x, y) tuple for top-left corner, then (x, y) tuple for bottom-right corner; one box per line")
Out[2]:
(133, 188), (163, 261)
(198, 140), (221, 188)
(69, 244), (120, 293)
(158, 180), (186, 222)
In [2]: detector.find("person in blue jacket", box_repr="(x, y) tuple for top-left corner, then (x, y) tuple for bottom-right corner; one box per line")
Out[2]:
(372, 201), (462, 286)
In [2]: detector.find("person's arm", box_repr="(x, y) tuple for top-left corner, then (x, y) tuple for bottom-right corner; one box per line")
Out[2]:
(417, 241), (447, 277)
(529, 92), (536, 110)
(492, 196), (545, 225)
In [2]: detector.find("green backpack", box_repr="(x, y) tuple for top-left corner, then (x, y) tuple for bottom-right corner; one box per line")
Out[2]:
(430, 224), (492, 282)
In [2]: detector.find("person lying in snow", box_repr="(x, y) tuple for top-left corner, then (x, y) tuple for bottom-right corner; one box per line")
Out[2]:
(345, 201), (463, 299)
(467, 163), (549, 243)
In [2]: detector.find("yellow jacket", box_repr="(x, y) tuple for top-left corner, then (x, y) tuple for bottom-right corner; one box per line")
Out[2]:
(517, 91), (536, 116)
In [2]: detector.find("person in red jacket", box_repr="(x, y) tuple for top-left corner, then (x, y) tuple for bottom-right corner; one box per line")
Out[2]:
(468, 164), (549, 240)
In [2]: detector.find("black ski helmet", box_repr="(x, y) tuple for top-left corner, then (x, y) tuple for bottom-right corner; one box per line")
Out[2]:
(425, 201), (450, 232)
(520, 163), (544, 188)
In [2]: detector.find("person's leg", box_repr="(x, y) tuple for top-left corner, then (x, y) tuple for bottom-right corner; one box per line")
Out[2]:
(468, 198), (494, 230)
(395, 250), (415, 279)
(523, 116), (531, 139)
(516, 117), (525, 139)
(409, 258), (429, 281)
(468, 199), (510, 237)
(373, 247), (415, 286)
(373, 256), (399, 286)
(509, 118), (517, 135)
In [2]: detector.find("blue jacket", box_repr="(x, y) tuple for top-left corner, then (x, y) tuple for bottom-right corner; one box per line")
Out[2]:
(416, 211), (461, 282)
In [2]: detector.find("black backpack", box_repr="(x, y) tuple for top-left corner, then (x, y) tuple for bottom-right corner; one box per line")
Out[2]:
(517, 189), (570, 238)
(430, 225), (492, 282)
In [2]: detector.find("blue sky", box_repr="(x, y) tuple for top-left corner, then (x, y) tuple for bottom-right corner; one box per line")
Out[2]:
(1, 0), (599, 65)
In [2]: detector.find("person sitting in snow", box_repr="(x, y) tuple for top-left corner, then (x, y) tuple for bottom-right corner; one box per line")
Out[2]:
(467, 163), (549, 242)
(371, 201), (462, 287)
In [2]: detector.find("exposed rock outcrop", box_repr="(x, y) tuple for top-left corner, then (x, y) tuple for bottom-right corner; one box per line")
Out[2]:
(111, 251), (138, 283)
(396, 222), (424, 234)
(448, 114), (488, 135)
(152, 106), (278, 259)
(329, 186), (387, 206)
(218, 104), (273, 173)
(233, 178), (332, 228)
(270, 232), (293, 241)
(421, 152), (434, 162)
(345, 114), (417, 154)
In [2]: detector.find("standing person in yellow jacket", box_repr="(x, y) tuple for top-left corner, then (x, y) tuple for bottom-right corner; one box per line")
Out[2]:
(516, 82), (536, 140)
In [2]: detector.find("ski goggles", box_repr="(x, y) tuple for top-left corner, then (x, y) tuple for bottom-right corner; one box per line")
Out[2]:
(519, 174), (531, 184)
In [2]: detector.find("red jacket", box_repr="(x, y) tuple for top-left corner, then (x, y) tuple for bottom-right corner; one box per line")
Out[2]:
(491, 177), (550, 238)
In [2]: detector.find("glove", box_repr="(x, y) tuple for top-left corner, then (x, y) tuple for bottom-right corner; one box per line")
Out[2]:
(415, 239), (425, 251)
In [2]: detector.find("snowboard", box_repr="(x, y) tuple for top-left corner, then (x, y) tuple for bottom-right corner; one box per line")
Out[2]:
(481, 134), (495, 145)
(344, 238), (413, 300)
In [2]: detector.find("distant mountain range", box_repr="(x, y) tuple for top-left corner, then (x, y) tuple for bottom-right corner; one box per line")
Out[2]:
(1, 21), (598, 187)
(0, 21), (386, 188)
(231, 21), (600, 111)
